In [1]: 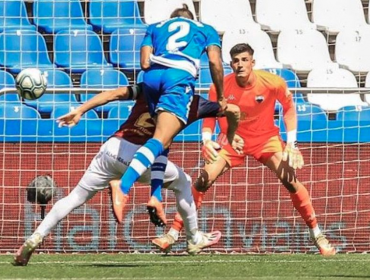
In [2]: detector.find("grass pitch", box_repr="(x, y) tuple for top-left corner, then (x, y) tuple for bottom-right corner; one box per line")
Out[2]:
(0, 253), (370, 280)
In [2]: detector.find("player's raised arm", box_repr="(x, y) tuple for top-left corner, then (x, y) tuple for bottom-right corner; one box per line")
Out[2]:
(57, 86), (140, 127)
(277, 85), (304, 169)
(207, 45), (226, 110)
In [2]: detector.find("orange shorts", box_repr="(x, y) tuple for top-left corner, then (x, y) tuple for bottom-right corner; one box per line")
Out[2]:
(218, 134), (285, 167)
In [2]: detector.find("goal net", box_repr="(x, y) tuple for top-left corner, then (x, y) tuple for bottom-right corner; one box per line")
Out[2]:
(0, 87), (370, 254)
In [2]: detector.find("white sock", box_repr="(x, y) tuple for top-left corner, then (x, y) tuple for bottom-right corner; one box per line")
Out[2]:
(170, 171), (198, 241)
(191, 230), (202, 244)
(168, 228), (180, 241)
(35, 185), (96, 237)
(309, 225), (321, 238)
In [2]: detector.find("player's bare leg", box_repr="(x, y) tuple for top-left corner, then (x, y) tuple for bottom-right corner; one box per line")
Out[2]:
(265, 152), (336, 256)
(109, 179), (129, 224)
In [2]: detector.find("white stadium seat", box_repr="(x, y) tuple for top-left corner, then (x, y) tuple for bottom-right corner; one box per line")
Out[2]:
(199, 0), (260, 34)
(307, 64), (367, 111)
(222, 28), (282, 69)
(364, 72), (370, 104)
(255, 0), (316, 34)
(144, 0), (197, 24)
(276, 28), (335, 73)
(335, 27), (370, 74)
(312, 0), (370, 35)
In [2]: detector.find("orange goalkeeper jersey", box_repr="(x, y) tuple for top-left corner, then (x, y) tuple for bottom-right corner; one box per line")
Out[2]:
(204, 70), (297, 146)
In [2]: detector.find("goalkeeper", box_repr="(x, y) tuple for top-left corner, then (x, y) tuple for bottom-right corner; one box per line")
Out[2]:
(13, 84), (240, 266)
(153, 43), (336, 256)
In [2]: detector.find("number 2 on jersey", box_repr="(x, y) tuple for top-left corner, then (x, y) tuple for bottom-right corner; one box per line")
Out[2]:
(166, 22), (190, 51)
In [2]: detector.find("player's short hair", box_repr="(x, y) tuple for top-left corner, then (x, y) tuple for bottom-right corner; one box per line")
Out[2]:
(170, 4), (194, 20)
(229, 43), (254, 58)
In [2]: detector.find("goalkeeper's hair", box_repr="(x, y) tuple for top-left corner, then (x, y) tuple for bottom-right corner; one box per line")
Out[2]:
(229, 43), (255, 58)
(170, 4), (194, 20)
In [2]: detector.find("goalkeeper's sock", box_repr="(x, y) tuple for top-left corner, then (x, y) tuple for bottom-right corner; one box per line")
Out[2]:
(150, 149), (169, 202)
(290, 185), (318, 229)
(192, 186), (205, 209)
(172, 213), (185, 232)
(120, 138), (164, 195)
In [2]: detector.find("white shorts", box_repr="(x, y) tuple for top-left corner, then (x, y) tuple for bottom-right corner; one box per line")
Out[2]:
(78, 136), (180, 191)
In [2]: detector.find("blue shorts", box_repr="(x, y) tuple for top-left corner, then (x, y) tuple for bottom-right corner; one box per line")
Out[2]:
(142, 66), (195, 124)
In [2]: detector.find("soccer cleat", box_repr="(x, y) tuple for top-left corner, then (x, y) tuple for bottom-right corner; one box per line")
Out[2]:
(147, 196), (167, 227)
(13, 233), (43, 266)
(187, 230), (221, 255)
(152, 233), (175, 253)
(311, 233), (336, 256)
(109, 179), (129, 224)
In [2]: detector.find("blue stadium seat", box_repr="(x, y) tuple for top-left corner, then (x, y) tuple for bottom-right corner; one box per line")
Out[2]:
(54, 30), (112, 73)
(195, 67), (233, 90)
(109, 27), (146, 71)
(334, 105), (370, 142)
(0, 70), (19, 101)
(336, 105), (370, 122)
(0, 102), (41, 118)
(80, 69), (130, 114)
(0, 102), (42, 141)
(0, 30), (54, 73)
(89, 0), (146, 33)
(0, 0), (36, 32)
(33, 0), (92, 33)
(24, 69), (78, 114)
(107, 102), (134, 120)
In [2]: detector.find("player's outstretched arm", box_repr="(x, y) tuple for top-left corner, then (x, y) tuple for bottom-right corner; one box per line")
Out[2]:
(56, 86), (140, 127)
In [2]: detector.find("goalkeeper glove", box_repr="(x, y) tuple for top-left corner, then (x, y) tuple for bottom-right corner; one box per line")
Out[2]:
(202, 140), (221, 164)
(283, 142), (304, 169)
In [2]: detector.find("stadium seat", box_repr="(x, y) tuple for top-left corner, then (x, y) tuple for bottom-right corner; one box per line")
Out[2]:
(107, 102), (134, 120)
(312, 0), (370, 35)
(0, 70), (19, 101)
(23, 69), (78, 114)
(222, 28), (283, 69)
(33, 0), (92, 33)
(199, 0), (260, 34)
(336, 105), (370, 121)
(89, 0), (146, 33)
(335, 27), (370, 74)
(109, 27), (146, 71)
(276, 28), (335, 73)
(54, 30), (112, 73)
(195, 67), (232, 90)
(0, 102), (43, 141)
(0, 0), (36, 32)
(306, 64), (367, 111)
(0, 30), (54, 74)
(255, 0), (316, 34)
(80, 69), (130, 114)
(263, 68), (306, 104)
(365, 72), (370, 104)
(0, 102), (41, 118)
(144, 0), (197, 24)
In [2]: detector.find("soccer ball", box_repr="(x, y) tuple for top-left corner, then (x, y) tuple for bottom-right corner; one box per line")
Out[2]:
(16, 68), (47, 100)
